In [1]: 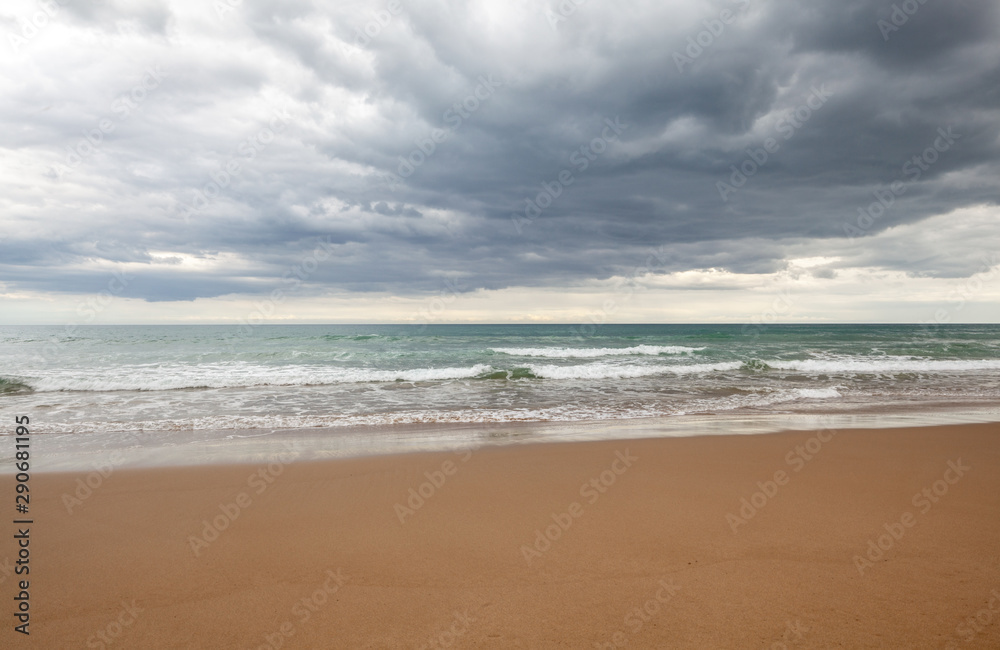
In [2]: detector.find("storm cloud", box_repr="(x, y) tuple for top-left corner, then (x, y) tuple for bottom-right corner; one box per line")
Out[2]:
(1, 0), (998, 310)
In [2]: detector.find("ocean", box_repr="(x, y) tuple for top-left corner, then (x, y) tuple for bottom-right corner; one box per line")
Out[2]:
(3, 324), (999, 442)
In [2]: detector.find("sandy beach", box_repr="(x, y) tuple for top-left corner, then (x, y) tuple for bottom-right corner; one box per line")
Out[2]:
(6, 422), (1000, 648)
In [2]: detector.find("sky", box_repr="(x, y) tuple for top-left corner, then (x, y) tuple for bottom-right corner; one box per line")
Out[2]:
(1, 0), (999, 325)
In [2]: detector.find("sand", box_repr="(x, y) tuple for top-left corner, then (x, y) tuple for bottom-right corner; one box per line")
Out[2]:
(4, 422), (1000, 648)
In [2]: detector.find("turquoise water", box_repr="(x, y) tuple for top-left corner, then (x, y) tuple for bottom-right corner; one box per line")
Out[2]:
(1, 324), (999, 434)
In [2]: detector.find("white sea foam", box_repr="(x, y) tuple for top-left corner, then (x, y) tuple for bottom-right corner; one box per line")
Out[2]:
(792, 387), (842, 399)
(766, 358), (1000, 374)
(490, 345), (703, 358)
(526, 361), (741, 379)
(28, 363), (494, 392)
(17, 386), (844, 434)
(25, 405), (674, 434)
(17, 354), (1000, 393)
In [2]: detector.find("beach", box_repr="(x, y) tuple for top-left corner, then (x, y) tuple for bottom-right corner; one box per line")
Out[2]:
(7, 0), (1000, 644)
(7, 421), (999, 648)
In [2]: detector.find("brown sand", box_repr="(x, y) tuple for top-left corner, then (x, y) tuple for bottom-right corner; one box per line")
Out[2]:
(4, 422), (1000, 648)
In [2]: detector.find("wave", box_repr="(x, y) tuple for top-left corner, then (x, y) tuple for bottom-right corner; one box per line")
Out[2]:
(526, 362), (741, 380)
(762, 358), (1000, 374)
(13, 354), (1000, 393)
(519, 356), (1000, 381)
(28, 363), (494, 392)
(477, 367), (539, 380)
(490, 345), (704, 358)
(0, 377), (33, 395)
(28, 361), (721, 390)
(792, 387), (841, 399)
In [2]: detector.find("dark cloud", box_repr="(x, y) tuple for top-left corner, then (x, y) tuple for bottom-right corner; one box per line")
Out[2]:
(1, 0), (998, 303)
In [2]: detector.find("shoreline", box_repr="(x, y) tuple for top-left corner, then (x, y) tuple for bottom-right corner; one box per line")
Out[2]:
(7, 421), (999, 647)
(11, 404), (1000, 473)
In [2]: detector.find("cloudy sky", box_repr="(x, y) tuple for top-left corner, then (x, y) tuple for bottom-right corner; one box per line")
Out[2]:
(2, 0), (999, 324)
